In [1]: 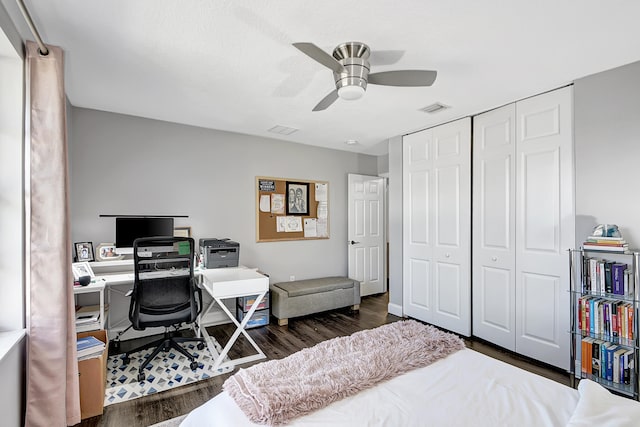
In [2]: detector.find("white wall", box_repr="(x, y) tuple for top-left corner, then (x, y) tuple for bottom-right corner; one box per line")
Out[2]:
(69, 108), (378, 283)
(574, 60), (640, 247)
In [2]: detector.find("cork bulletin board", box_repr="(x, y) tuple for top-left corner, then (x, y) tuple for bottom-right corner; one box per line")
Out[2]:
(256, 176), (329, 242)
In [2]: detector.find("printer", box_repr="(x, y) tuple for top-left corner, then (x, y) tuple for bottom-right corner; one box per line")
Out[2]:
(199, 238), (240, 269)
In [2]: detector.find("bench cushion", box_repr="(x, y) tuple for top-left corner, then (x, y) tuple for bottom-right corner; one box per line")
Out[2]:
(273, 277), (356, 297)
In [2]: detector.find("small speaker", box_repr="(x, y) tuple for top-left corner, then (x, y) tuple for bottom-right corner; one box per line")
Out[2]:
(78, 275), (91, 286)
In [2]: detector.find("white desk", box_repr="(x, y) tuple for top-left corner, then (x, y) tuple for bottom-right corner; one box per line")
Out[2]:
(198, 267), (269, 370)
(73, 280), (106, 332)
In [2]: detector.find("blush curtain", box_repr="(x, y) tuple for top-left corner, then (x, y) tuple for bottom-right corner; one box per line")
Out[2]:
(24, 40), (81, 427)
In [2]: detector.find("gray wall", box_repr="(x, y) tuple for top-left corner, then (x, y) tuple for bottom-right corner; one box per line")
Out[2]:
(387, 136), (403, 316)
(69, 108), (378, 283)
(574, 60), (640, 248)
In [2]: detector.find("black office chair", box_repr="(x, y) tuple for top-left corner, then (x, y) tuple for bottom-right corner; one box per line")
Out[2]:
(121, 236), (205, 382)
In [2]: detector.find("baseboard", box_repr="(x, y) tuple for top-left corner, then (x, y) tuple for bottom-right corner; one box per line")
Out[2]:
(387, 302), (403, 317)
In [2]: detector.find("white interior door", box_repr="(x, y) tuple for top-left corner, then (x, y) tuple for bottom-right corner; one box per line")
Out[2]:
(472, 104), (517, 350)
(515, 86), (574, 370)
(348, 174), (386, 296)
(403, 118), (471, 336)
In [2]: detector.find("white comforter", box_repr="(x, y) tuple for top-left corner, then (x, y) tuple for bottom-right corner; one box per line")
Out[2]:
(567, 379), (640, 426)
(181, 349), (580, 426)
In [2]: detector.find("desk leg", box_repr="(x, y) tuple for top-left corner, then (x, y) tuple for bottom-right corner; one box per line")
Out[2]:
(195, 295), (222, 362)
(212, 290), (267, 370)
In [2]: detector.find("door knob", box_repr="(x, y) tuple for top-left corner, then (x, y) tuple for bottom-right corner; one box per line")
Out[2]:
(350, 240), (360, 245)
(491, 256), (497, 261)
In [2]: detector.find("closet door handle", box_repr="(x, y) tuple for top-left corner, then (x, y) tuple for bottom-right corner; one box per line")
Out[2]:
(491, 256), (498, 261)
(445, 253), (451, 258)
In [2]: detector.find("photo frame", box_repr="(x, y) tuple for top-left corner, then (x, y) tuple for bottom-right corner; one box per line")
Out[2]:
(72, 262), (95, 280)
(96, 243), (124, 261)
(174, 226), (192, 238)
(74, 241), (94, 262)
(286, 182), (309, 215)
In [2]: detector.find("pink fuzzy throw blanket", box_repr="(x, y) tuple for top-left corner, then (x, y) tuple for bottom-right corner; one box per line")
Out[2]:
(223, 320), (465, 425)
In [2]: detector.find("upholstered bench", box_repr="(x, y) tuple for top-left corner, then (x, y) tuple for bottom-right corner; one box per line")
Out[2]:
(270, 277), (361, 326)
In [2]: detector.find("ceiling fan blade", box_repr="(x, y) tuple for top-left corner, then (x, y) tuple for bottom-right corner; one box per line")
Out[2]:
(312, 90), (339, 112)
(368, 70), (437, 87)
(293, 43), (346, 74)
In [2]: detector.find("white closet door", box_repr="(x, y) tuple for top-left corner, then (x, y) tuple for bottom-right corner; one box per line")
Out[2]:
(472, 104), (517, 350)
(515, 86), (574, 370)
(431, 118), (471, 336)
(403, 128), (434, 323)
(403, 117), (471, 336)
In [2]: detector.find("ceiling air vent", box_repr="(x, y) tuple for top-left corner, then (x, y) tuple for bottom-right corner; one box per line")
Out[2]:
(268, 125), (299, 135)
(420, 102), (450, 114)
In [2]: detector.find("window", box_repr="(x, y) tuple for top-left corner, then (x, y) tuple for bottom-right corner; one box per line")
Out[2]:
(0, 27), (25, 332)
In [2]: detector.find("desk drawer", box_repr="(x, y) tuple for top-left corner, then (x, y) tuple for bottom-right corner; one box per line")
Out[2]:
(237, 292), (269, 311)
(235, 307), (269, 329)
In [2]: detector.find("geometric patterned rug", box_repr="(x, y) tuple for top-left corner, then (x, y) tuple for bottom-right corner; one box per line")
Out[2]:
(104, 338), (233, 406)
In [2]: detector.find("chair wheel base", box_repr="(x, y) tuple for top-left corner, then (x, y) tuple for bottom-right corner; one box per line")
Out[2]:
(197, 342), (205, 350)
(122, 356), (131, 366)
(190, 361), (199, 371)
(137, 372), (145, 382)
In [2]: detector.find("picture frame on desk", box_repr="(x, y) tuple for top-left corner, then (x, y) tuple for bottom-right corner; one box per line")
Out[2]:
(75, 241), (94, 262)
(72, 262), (95, 280)
(95, 243), (124, 261)
(174, 226), (192, 238)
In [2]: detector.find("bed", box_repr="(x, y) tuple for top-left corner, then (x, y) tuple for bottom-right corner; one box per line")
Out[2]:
(180, 324), (640, 426)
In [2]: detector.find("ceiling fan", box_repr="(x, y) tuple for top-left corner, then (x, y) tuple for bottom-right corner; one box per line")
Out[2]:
(293, 41), (437, 111)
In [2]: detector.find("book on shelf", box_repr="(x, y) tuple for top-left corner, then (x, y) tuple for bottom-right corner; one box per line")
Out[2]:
(623, 349), (634, 385)
(592, 339), (605, 378)
(76, 335), (105, 359)
(75, 304), (108, 332)
(75, 306), (100, 325)
(581, 258), (635, 298)
(577, 297), (635, 341)
(582, 242), (629, 252)
(585, 235), (626, 242)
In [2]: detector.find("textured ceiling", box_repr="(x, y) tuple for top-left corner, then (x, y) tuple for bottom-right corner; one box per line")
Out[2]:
(4, 1), (640, 154)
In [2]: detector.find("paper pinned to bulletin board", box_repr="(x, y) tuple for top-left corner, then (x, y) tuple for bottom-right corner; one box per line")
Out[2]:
(256, 176), (330, 242)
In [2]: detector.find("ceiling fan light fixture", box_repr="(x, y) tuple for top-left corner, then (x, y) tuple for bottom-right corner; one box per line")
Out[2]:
(337, 85), (365, 100)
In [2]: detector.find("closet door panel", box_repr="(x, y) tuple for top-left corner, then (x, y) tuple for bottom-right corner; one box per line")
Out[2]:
(436, 261), (461, 318)
(522, 149), (560, 252)
(432, 118), (471, 336)
(408, 258), (431, 314)
(404, 117), (471, 336)
(472, 105), (516, 350)
(520, 272), (561, 345)
(515, 86), (574, 370)
(403, 130), (434, 321)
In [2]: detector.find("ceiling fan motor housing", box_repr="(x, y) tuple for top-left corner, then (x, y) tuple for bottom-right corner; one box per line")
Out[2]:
(332, 42), (370, 99)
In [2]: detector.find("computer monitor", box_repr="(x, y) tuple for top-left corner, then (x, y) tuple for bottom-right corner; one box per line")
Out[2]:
(115, 217), (174, 254)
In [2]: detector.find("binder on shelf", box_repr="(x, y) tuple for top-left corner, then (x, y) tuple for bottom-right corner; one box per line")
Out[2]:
(77, 334), (106, 359)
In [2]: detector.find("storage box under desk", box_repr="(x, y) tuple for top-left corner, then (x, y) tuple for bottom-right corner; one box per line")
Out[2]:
(237, 292), (270, 311)
(77, 330), (108, 420)
(235, 307), (270, 328)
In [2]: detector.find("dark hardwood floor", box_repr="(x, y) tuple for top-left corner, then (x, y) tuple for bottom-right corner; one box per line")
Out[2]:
(77, 293), (569, 427)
